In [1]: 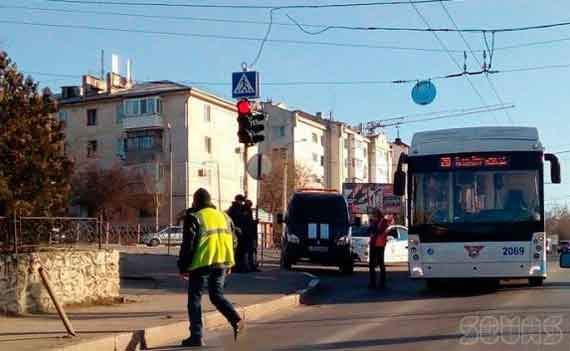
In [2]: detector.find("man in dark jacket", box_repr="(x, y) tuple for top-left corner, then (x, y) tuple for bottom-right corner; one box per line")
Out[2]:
(178, 188), (244, 347)
(227, 195), (248, 272)
(244, 199), (261, 272)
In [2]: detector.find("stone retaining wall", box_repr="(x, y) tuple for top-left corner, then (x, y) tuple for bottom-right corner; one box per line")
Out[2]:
(0, 249), (119, 315)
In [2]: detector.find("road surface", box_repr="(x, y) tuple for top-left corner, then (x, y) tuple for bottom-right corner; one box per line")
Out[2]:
(152, 259), (570, 351)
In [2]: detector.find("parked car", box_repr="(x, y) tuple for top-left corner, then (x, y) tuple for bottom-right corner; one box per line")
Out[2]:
(280, 190), (354, 274)
(351, 224), (409, 264)
(142, 226), (183, 247)
(558, 240), (570, 254)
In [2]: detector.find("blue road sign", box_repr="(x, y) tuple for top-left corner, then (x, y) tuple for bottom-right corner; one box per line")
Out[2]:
(232, 71), (260, 99)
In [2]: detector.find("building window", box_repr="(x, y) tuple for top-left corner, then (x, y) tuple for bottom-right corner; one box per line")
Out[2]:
(87, 140), (97, 158)
(312, 153), (318, 162)
(344, 139), (349, 149)
(123, 97), (161, 117)
(312, 133), (318, 143)
(321, 135), (325, 146)
(125, 131), (162, 152)
(87, 109), (97, 126)
(204, 104), (211, 122)
(320, 156), (325, 166)
(272, 126), (286, 138)
(58, 110), (68, 124)
(205, 136), (212, 154)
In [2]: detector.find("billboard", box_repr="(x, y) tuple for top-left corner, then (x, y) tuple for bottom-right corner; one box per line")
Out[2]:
(342, 183), (402, 215)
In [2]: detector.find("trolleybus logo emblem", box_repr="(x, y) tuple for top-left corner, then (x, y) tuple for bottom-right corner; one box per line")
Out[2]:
(465, 245), (484, 258)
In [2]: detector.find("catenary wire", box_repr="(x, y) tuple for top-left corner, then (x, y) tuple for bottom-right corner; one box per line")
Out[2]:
(24, 61), (570, 86)
(5, 4), (570, 34)
(4, 19), (570, 55)
(407, 0), (499, 123)
(439, 1), (514, 124)
(44, 0), (456, 9)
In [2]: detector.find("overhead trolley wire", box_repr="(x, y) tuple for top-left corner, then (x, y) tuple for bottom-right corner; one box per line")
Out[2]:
(439, 1), (514, 124)
(44, 0), (456, 9)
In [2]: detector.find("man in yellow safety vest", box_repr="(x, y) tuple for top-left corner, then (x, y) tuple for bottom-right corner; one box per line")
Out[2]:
(178, 188), (244, 347)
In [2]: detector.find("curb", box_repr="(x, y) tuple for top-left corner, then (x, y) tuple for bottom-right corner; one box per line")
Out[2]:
(46, 272), (320, 351)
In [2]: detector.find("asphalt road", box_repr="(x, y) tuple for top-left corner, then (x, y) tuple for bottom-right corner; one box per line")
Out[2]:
(152, 258), (570, 351)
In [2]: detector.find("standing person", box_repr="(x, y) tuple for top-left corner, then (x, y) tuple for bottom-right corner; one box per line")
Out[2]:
(227, 195), (247, 272)
(369, 208), (389, 289)
(244, 199), (261, 272)
(178, 188), (244, 347)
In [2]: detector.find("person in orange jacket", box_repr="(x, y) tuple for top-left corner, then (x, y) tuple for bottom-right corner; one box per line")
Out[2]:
(368, 208), (389, 289)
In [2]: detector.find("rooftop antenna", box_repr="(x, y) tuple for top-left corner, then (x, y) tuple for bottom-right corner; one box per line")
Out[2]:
(100, 49), (104, 80)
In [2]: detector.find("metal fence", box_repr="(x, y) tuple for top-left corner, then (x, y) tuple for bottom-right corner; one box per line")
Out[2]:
(0, 216), (161, 253)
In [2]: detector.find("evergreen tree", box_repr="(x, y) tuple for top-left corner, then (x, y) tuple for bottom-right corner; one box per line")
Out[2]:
(0, 51), (73, 216)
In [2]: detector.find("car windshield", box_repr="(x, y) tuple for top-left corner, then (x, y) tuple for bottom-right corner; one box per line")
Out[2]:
(288, 195), (349, 225)
(413, 170), (541, 225)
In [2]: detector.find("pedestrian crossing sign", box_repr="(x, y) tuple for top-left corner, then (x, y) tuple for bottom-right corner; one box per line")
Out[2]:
(232, 71), (260, 99)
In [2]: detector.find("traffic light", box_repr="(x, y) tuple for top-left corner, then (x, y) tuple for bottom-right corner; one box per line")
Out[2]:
(236, 98), (265, 145)
(250, 111), (265, 143)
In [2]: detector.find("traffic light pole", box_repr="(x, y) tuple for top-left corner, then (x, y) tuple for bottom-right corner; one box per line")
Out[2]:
(255, 152), (263, 267)
(243, 145), (249, 198)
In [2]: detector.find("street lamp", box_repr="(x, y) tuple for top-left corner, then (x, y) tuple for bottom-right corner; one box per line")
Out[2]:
(167, 122), (173, 255)
(203, 160), (222, 210)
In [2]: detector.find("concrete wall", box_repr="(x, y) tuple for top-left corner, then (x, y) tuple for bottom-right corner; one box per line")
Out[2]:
(0, 250), (119, 315)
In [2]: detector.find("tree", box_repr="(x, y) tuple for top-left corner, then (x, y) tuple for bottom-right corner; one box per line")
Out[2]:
(0, 51), (73, 216)
(72, 164), (149, 222)
(137, 161), (166, 231)
(259, 160), (314, 214)
(546, 206), (570, 240)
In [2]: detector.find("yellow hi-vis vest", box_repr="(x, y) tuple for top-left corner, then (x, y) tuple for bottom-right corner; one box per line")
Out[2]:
(189, 207), (235, 271)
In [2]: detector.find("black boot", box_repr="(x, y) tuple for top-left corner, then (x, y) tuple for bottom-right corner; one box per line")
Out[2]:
(181, 337), (205, 347)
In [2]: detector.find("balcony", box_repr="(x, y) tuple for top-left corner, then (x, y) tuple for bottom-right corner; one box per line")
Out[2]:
(123, 114), (164, 130)
(124, 147), (164, 165)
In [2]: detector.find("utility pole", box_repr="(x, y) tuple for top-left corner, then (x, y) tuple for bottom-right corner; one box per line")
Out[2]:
(282, 151), (288, 213)
(168, 123), (173, 255)
(217, 162), (222, 210)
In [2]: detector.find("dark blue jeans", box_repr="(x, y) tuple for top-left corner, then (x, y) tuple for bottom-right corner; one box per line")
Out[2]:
(188, 267), (241, 339)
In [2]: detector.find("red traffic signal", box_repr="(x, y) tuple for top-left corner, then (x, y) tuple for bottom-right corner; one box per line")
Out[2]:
(236, 99), (251, 115)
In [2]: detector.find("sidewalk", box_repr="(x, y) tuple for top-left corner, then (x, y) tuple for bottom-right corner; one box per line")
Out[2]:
(0, 248), (312, 351)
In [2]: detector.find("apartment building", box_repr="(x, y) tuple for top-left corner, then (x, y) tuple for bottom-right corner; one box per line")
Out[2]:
(389, 138), (410, 182)
(59, 72), (256, 225)
(260, 101), (393, 193)
(369, 133), (393, 184)
(260, 102), (328, 188)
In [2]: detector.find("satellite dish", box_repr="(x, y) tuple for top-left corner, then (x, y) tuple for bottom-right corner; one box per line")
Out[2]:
(412, 80), (437, 106)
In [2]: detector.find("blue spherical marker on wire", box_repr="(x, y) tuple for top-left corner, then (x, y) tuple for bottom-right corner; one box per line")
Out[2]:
(411, 80), (437, 105)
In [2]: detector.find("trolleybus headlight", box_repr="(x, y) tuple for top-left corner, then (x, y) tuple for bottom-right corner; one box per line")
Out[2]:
(410, 247), (417, 254)
(536, 245), (542, 252)
(412, 254), (420, 261)
(533, 253), (540, 259)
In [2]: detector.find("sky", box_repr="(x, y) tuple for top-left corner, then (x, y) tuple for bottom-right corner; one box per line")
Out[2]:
(2, 0), (570, 207)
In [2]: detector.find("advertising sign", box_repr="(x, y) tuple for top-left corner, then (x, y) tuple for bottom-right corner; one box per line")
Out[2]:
(342, 183), (402, 215)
